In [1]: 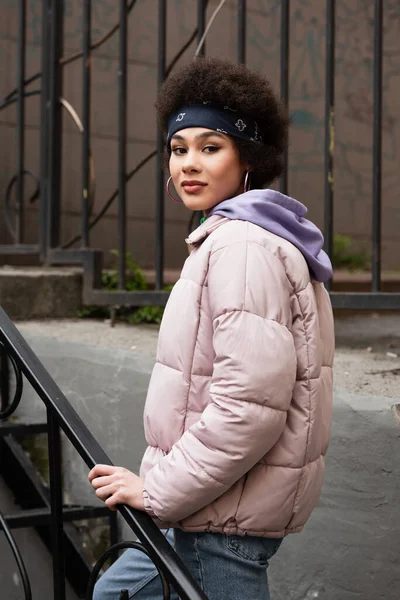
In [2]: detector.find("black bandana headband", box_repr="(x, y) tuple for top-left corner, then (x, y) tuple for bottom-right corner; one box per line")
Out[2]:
(166, 104), (263, 148)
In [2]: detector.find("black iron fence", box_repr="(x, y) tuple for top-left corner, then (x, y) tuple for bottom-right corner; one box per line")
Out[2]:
(0, 306), (207, 600)
(0, 0), (399, 310)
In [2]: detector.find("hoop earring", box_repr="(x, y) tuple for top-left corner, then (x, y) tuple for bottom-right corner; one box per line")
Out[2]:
(167, 176), (183, 203)
(244, 170), (251, 193)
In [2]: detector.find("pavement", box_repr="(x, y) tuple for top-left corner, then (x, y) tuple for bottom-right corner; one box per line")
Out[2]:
(0, 313), (399, 599)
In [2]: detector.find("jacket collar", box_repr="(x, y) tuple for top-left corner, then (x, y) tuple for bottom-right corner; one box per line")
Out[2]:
(185, 215), (230, 247)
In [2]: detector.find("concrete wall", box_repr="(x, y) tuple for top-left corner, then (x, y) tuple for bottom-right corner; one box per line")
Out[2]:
(1, 0), (400, 269)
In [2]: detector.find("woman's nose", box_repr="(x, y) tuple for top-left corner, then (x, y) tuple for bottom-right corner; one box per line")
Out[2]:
(182, 151), (201, 173)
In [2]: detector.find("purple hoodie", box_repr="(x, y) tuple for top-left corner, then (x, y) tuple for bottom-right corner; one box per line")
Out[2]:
(209, 189), (333, 283)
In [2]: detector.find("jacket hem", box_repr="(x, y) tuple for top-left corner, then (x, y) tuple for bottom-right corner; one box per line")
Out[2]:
(156, 521), (305, 538)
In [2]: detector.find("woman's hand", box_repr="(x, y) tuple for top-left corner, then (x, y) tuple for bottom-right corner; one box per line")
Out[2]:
(88, 464), (145, 511)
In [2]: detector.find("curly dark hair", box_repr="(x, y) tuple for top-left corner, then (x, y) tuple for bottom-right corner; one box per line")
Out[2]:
(156, 57), (290, 188)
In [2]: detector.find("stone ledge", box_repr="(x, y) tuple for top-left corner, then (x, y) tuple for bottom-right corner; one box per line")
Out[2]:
(0, 266), (83, 320)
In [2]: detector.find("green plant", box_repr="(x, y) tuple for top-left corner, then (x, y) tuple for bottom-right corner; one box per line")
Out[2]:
(128, 284), (174, 325)
(129, 306), (164, 325)
(332, 234), (369, 272)
(77, 305), (109, 319)
(102, 250), (148, 292)
(77, 251), (173, 324)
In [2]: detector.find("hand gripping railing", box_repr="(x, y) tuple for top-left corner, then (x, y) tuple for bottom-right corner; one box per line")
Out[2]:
(0, 306), (207, 600)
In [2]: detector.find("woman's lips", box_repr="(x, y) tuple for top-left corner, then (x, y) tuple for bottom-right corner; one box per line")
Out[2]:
(181, 181), (207, 194)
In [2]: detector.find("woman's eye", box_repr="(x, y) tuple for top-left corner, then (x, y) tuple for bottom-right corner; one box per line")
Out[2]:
(171, 147), (186, 155)
(203, 145), (220, 153)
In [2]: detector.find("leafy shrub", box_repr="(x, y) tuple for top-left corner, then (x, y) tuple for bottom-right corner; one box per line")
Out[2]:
(102, 250), (148, 292)
(78, 251), (173, 324)
(332, 234), (369, 272)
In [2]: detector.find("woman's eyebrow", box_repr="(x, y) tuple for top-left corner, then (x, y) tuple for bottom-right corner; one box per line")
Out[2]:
(171, 131), (226, 142)
(195, 131), (225, 141)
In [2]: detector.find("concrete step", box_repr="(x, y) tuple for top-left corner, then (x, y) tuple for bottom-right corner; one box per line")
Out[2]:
(0, 266), (83, 320)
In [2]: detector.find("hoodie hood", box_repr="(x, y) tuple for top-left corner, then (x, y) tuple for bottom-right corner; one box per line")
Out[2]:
(208, 189), (333, 283)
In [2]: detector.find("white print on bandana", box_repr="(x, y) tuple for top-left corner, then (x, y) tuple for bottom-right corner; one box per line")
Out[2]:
(250, 121), (262, 142)
(235, 119), (247, 132)
(224, 106), (237, 112)
(176, 113), (186, 122)
(217, 128), (228, 134)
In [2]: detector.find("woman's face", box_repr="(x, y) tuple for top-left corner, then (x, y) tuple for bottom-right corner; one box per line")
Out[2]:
(169, 127), (248, 212)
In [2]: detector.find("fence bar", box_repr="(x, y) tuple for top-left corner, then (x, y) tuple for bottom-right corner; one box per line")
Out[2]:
(330, 292), (400, 310)
(47, 409), (66, 600)
(372, 0), (383, 292)
(39, 0), (51, 260)
(197, 0), (207, 56)
(109, 511), (119, 564)
(156, 0), (166, 290)
(82, 0), (92, 247)
(192, 0), (207, 229)
(0, 346), (10, 413)
(237, 0), (246, 64)
(47, 0), (64, 249)
(280, 0), (290, 195)
(118, 0), (128, 289)
(324, 0), (335, 291)
(16, 0), (26, 243)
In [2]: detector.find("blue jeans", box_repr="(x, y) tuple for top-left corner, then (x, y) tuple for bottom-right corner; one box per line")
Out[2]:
(93, 529), (282, 600)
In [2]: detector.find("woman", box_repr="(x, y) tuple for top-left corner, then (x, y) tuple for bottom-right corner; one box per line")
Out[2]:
(89, 57), (334, 600)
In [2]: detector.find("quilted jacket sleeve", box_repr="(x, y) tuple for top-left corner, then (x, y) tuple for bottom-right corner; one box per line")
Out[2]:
(143, 237), (297, 522)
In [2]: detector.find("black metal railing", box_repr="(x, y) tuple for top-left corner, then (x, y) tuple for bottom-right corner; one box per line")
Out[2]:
(0, 307), (207, 600)
(0, 340), (117, 599)
(0, 0), (399, 310)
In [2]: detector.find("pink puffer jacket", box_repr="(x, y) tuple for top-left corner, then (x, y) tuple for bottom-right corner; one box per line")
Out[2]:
(140, 215), (334, 538)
